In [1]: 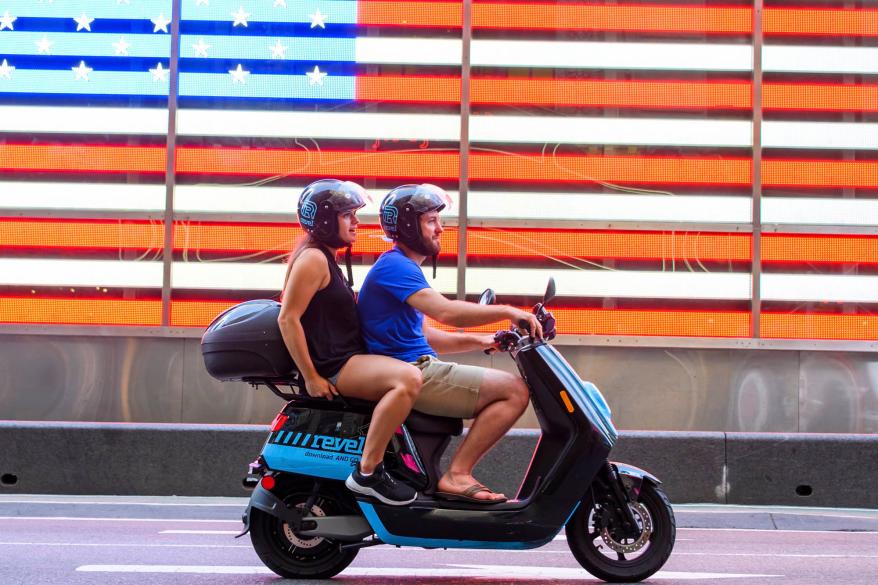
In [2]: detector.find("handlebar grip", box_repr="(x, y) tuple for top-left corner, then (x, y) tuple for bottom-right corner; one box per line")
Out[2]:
(484, 347), (496, 355)
(518, 318), (531, 333)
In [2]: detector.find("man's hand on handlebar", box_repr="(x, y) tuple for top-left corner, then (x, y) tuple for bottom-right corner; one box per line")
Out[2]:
(477, 333), (500, 355)
(509, 307), (543, 340)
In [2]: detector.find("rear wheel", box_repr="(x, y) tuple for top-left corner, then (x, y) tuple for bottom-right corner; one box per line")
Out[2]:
(249, 480), (361, 579)
(567, 482), (675, 582)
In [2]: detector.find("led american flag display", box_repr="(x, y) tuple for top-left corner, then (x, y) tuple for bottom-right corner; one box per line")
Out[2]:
(1, 0), (876, 343)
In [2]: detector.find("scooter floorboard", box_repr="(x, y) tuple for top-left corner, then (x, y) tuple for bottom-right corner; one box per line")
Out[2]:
(352, 494), (525, 511)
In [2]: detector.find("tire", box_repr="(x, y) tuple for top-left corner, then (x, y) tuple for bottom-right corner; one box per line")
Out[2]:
(567, 482), (676, 583)
(249, 480), (361, 579)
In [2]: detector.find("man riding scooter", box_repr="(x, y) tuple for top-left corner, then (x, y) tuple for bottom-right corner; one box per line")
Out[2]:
(202, 187), (676, 580)
(354, 184), (542, 504)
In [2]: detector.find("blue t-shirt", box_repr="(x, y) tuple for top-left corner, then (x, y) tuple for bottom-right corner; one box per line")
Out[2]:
(358, 247), (436, 363)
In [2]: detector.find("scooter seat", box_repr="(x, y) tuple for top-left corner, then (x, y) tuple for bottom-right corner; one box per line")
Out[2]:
(405, 410), (463, 436)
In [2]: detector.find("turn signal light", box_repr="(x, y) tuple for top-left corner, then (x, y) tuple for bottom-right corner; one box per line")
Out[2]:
(559, 391), (575, 413)
(261, 476), (276, 491)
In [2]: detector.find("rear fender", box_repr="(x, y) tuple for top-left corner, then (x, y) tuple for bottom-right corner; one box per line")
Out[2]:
(237, 484), (303, 539)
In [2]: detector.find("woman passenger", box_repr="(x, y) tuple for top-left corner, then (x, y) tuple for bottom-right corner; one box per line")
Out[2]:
(278, 179), (421, 505)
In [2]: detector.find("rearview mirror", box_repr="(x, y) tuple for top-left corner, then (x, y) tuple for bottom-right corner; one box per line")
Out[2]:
(479, 288), (496, 306)
(543, 278), (556, 305)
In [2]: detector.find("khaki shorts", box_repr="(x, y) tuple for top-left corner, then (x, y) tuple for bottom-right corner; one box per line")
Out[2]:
(411, 355), (485, 419)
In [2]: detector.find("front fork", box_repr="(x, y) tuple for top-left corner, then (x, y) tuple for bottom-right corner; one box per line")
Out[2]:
(593, 461), (643, 540)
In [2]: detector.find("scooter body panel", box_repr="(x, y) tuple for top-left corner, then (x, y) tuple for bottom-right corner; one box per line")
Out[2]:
(358, 502), (559, 549)
(262, 439), (361, 481)
(260, 407), (369, 481)
(353, 342), (614, 546)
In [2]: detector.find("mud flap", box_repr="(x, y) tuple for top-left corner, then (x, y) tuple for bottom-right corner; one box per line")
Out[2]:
(236, 505), (251, 538)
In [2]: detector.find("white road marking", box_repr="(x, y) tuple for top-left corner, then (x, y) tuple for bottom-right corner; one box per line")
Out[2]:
(0, 499), (244, 507)
(4, 516), (869, 535)
(75, 564), (783, 579)
(679, 527), (878, 535)
(551, 534), (691, 542)
(677, 552), (878, 559)
(447, 565), (782, 580)
(77, 565), (272, 574)
(679, 508), (878, 521)
(0, 542), (248, 549)
(159, 530), (240, 535)
(0, 516), (239, 523)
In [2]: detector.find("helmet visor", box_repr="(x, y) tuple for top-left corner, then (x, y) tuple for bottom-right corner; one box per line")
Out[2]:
(330, 181), (371, 212)
(410, 183), (453, 214)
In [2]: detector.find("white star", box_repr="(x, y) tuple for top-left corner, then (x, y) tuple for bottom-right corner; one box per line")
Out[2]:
(0, 59), (14, 80)
(269, 40), (288, 59)
(35, 35), (53, 55)
(273, 0), (287, 7)
(0, 10), (16, 31)
(306, 65), (327, 86)
(228, 64), (249, 84)
(192, 38), (211, 58)
(72, 60), (93, 81)
(150, 62), (169, 82)
(309, 9), (327, 29)
(195, 0), (209, 6)
(231, 7), (250, 27)
(152, 13), (172, 33)
(73, 13), (94, 32)
(112, 36), (132, 56)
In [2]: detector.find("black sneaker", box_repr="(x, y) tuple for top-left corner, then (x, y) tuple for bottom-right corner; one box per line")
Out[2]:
(345, 462), (417, 506)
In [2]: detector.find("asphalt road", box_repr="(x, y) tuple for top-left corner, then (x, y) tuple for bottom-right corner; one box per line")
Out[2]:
(1, 495), (877, 585)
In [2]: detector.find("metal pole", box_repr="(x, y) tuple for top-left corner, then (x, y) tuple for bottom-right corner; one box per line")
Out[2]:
(456, 0), (472, 301)
(751, 0), (763, 338)
(161, 0), (182, 328)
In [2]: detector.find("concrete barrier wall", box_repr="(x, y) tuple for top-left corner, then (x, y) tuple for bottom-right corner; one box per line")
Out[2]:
(4, 335), (878, 435)
(1, 422), (876, 508)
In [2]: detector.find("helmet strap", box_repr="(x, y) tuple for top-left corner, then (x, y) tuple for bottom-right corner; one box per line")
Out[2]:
(345, 245), (354, 288)
(432, 254), (437, 279)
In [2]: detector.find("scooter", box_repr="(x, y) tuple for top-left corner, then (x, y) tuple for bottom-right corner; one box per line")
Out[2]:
(201, 279), (675, 582)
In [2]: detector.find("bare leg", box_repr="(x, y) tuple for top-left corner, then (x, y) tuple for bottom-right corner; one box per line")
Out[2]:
(437, 369), (529, 501)
(334, 354), (422, 473)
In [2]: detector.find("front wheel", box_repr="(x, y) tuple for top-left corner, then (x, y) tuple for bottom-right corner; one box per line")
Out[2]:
(249, 481), (360, 579)
(567, 482), (676, 583)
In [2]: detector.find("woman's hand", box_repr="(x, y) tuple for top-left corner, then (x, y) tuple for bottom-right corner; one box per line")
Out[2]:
(304, 375), (339, 400)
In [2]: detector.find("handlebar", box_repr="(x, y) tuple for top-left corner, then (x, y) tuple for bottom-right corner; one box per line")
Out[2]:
(485, 308), (556, 355)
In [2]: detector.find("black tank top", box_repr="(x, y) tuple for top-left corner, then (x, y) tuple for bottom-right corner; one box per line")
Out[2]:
(299, 246), (365, 378)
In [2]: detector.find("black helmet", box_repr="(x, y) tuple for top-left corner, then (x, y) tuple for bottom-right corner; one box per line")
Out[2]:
(297, 179), (369, 248)
(380, 184), (452, 256)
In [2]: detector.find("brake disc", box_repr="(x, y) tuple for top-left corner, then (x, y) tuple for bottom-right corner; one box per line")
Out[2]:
(600, 501), (653, 554)
(282, 503), (326, 549)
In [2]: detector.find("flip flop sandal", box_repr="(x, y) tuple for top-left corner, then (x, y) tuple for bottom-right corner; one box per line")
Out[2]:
(435, 483), (508, 504)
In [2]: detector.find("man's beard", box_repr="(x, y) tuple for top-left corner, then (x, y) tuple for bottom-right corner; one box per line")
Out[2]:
(422, 235), (441, 255)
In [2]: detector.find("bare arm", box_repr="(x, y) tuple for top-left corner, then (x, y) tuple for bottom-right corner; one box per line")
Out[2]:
(407, 287), (543, 338)
(424, 325), (495, 355)
(277, 248), (337, 398)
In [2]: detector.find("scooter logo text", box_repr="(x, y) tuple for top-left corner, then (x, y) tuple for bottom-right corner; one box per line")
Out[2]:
(271, 430), (364, 455)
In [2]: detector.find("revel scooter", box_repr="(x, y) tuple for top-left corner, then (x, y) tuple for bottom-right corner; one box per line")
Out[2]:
(201, 279), (675, 582)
